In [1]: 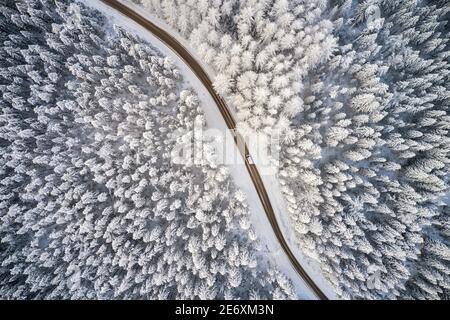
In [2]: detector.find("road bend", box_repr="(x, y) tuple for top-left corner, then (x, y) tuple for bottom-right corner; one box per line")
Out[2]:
(101, 0), (328, 300)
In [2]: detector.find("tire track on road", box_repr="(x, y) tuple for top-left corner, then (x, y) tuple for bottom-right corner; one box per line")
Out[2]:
(100, 0), (328, 300)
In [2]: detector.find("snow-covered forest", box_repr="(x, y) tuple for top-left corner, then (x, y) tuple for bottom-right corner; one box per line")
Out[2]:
(130, 0), (450, 299)
(0, 0), (298, 299)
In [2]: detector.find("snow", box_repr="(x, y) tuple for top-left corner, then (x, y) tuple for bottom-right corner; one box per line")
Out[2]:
(116, 0), (244, 120)
(119, 0), (218, 78)
(83, 0), (336, 299)
(261, 174), (338, 299)
(119, 0), (338, 299)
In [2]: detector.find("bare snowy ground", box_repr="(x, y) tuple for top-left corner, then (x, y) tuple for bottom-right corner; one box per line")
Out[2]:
(82, 0), (328, 299)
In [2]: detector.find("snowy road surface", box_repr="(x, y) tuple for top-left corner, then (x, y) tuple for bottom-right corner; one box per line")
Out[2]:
(87, 0), (330, 300)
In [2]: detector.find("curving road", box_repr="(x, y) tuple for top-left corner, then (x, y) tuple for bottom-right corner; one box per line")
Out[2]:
(101, 0), (328, 300)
